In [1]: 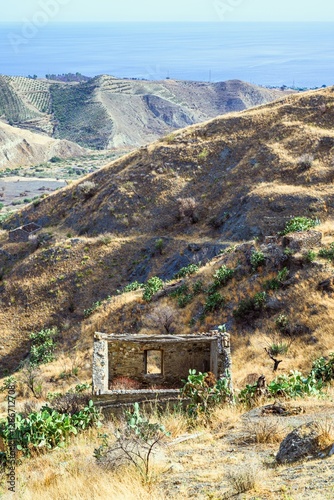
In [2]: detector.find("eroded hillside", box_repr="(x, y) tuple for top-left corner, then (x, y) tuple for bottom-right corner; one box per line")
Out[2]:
(0, 121), (86, 168)
(0, 75), (287, 151)
(1, 86), (334, 383)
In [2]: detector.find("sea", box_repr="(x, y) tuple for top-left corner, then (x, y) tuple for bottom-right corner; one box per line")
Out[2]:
(1, 22), (333, 88)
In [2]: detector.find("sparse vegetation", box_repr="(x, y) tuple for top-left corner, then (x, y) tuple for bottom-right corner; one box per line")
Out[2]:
(29, 328), (58, 366)
(264, 267), (289, 290)
(142, 276), (164, 301)
(250, 250), (265, 270)
(146, 305), (178, 334)
(94, 402), (169, 482)
(275, 313), (290, 332)
(78, 181), (97, 199)
(181, 369), (231, 418)
(0, 400), (100, 460)
(281, 216), (320, 235)
(173, 263), (199, 279)
(298, 153), (314, 169)
(233, 292), (266, 320)
(177, 197), (198, 223)
(319, 242), (334, 261)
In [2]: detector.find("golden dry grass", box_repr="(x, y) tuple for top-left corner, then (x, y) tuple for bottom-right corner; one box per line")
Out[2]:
(2, 86), (334, 396)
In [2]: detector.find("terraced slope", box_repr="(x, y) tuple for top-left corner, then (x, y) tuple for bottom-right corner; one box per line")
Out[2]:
(0, 75), (287, 150)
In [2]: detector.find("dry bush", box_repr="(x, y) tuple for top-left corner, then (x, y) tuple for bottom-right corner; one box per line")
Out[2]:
(177, 197), (199, 223)
(209, 405), (242, 436)
(78, 181), (97, 199)
(50, 392), (91, 415)
(298, 153), (314, 169)
(315, 418), (334, 449)
(145, 304), (179, 335)
(151, 405), (189, 438)
(243, 418), (286, 444)
(110, 377), (142, 390)
(226, 464), (260, 495)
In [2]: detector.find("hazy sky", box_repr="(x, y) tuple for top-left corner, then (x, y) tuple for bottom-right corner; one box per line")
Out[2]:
(2, 0), (334, 22)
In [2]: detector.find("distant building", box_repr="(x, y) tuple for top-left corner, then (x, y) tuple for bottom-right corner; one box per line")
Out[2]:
(9, 223), (41, 243)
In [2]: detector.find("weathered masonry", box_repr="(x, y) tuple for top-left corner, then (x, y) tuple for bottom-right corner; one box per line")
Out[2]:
(9, 222), (41, 242)
(92, 331), (232, 396)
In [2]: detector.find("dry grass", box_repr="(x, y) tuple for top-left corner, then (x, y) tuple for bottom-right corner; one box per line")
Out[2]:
(242, 418), (286, 444)
(315, 418), (334, 450)
(225, 463), (261, 495)
(208, 404), (243, 436)
(0, 426), (169, 500)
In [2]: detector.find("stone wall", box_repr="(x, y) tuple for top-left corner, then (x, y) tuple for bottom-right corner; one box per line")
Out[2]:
(9, 223), (41, 243)
(93, 332), (232, 395)
(108, 339), (211, 386)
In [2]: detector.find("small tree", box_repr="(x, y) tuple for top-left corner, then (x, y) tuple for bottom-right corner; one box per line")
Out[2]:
(94, 403), (169, 482)
(146, 305), (179, 334)
(20, 362), (43, 399)
(263, 331), (294, 371)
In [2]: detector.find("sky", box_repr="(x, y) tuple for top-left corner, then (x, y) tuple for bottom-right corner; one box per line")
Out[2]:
(2, 0), (334, 23)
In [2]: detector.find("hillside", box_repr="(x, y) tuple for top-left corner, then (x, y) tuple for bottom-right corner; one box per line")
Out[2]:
(0, 75), (287, 150)
(1, 86), (334, 385)
(0, 121), (86, 168)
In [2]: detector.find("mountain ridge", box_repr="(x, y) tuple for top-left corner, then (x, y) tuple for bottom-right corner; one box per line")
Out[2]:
(0, 74), (288, 151)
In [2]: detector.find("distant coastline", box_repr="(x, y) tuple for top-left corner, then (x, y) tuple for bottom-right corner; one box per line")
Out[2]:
(1, 22), (334, 87)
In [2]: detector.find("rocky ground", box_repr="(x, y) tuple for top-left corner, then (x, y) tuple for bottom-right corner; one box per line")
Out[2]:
(160, 400), (334, 499)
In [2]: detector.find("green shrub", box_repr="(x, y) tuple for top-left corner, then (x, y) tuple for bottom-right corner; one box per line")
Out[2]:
(213, 265), (234, 287)
(171, 283), (189, 297)
(204, 292), (225, 313)
(192, 280), (204, 295)
(275, 314), (289, 332)
(319, 243), (334, 262)
(281, 216), (320, 235)
(142, 276), (164, 301)
(181, 369), (231, 418)
(264, 267), (289, 290)
(250, 250), (265, 270)
(268, 371), (323, 398)
(173, 263), (199, 279)
(84, 300), (102, 317)
(0, 212), (13, 225)
(238, 383), (258, 406)
(305, 250), (316, 263)
(29, 328), (58, 366)
(0, 401), (100, 459)
(311, 353), (334, 383)
(177, 293), (194, 308)
(233, 292), (266, 320)
(198, 148), (209, 161)
(170, 283), (194, 308)
(239, 368), (324, 406)
(0, 376), (16, 393)
(154, 238), (164, 254)
(121, 281), (145, 294)
(49, 156), (63, 163)
(268, 342), (289, 357)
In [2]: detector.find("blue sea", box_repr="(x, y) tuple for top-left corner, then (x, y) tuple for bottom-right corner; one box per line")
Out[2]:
(1, 22), (333, 88)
